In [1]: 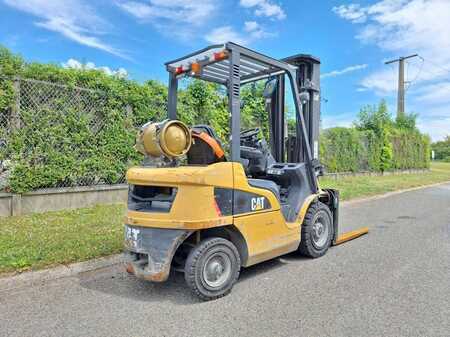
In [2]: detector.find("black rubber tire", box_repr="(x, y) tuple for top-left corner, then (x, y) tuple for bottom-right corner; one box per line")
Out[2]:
(298, 201), (333, 258)
(184, 237), (241, 301)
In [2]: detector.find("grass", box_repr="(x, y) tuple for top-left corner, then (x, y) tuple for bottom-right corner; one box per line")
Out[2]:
(1, 161), (449, 274)
(320, 161), (450, 201)
(0, 204), (125, 274)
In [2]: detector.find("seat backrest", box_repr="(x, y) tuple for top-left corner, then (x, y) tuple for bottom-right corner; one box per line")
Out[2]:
(187, 126), (226, 165)
(240, 141), (275, 177)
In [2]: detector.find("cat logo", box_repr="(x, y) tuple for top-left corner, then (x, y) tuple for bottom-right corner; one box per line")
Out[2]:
(251, 197), (265, 211)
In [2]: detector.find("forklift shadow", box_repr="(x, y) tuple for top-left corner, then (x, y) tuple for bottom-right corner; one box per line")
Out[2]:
(77, 264), (200, 305)
(238, 253), (303, 282)
(77, 253), (307, 305)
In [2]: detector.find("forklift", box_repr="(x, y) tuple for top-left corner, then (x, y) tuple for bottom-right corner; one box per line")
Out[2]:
(124, 42), (368, 300)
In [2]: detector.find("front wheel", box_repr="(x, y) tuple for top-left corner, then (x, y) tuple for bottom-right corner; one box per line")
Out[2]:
(184, 237), (241, 301)
(298, 201), (333, 258)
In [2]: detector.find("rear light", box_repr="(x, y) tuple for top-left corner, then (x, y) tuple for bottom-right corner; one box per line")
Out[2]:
(175, 66), (184, 74)
(213, 51), (228, 61)
(213, 199), (222, 217)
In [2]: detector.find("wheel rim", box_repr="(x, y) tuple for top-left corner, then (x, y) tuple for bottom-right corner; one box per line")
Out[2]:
(312, 215), (329, 248)
(202, 252), (232, 288)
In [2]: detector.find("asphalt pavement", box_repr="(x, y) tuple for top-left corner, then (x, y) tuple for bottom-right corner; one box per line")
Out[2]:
(1, 183), (449, 337)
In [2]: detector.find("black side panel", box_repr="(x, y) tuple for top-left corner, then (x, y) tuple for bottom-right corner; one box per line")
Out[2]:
(234, 190), (271, 214)
(214, 187), (272, 216)
(214, 188), (233, 216)
(267, 163), (313, 222)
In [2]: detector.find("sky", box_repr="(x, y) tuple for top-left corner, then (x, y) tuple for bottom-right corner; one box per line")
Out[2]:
(0, 0), (449, 141)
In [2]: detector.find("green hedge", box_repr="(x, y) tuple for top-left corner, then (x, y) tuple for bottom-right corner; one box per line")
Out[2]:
(0, 46), (431, 192)
(390, 129), (430, 169)
(320, 101), (430, 173)
(320, 128), (430, 173)
(0, 46), (267, 193)
(319, 127), (365, 172)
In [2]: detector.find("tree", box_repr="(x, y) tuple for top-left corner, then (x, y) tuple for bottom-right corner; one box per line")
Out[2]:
(240, 82), (266, 137)
(395, 112), (418, 130)
(431, 136), (450, 161)
(354, 99), (392, 135)
(355, 100), (394, 171)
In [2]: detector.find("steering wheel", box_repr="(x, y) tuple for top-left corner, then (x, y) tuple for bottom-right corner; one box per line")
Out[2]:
(240, 128), (260, 139)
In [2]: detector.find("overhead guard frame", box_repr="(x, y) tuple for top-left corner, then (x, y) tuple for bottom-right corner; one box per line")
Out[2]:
(165, 42), (318, 193)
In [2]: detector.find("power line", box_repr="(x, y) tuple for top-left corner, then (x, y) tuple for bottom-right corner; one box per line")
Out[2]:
(420, 56), (450, 75)
(405, 57), (424, 92)
(415, 56), (450, 82)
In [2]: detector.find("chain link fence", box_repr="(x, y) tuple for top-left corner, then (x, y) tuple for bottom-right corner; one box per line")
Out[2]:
(0, 76), (164, 193)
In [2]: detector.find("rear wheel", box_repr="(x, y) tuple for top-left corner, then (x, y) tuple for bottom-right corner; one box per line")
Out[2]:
(298, 201), (333, 258)
(184, 237), (240, 301)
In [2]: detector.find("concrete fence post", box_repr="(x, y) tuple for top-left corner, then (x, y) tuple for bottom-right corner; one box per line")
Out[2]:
(11, 194), (22, 216)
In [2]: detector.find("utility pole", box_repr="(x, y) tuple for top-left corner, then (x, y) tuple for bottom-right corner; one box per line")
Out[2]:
(385, 54), (418, 118)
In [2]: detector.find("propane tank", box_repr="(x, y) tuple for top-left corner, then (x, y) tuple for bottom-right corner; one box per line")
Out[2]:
(135, 119), (192, 162)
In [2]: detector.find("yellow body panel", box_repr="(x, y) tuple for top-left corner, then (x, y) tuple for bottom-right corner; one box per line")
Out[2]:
(234, 211), (300, 266)
(127, 161), (234, 188)
(125, 162), (323, 266)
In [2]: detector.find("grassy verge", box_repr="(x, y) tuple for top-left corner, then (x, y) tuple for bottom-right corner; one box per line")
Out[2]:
(1, 162), (449, 274)
(320, 161), (450, 200)
(0, 204), (125, 274)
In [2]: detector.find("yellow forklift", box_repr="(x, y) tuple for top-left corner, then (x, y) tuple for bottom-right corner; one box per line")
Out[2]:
(124, 42), (368, 300)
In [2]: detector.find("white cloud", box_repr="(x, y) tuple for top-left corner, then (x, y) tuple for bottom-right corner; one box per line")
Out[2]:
(3, 0), (126, 58)
(205, 21), (274, 45)
(322, 116), (353, 129)
(244, 21), (260, 32)
(36, 18), (127, 59)
(334, 0), (450, 140)
(332, 4), (367, 23)
(360, 67), (397, 94)
(62, 58), (128, 78)
(117, 1), (277, 44)
(240, 0), (286, 20)
(117, 0), (216, 25)
(205, 26), (248, 45)
(335, 0), (450, 92)
(244, 21), (274, 39)
(321, 64), (368, 78)
(417, 114), (450, 141)
(416, 82), (450, 104)
(117, 0), (217, 41)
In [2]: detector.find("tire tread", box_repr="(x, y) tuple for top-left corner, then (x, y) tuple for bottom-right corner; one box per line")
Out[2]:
(298, 201), (333, 258)
(185, 237), (240, 301)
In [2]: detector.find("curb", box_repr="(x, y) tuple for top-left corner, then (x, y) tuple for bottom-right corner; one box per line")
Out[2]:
(0, 254), (123, 292)
(1, 180), (449, 291)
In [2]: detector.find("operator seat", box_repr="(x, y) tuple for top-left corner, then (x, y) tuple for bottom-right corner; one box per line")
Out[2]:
(239, 129), (279, 199)
(187, 125), (226, 165)
(240, 139), (275, 177)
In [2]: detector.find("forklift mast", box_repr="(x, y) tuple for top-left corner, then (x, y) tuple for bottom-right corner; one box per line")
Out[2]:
(269, 55), (321, 163)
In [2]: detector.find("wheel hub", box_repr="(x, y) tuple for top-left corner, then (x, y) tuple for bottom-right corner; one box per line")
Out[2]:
(312, 218), (329, 248)
(202, 253), (232, 288)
